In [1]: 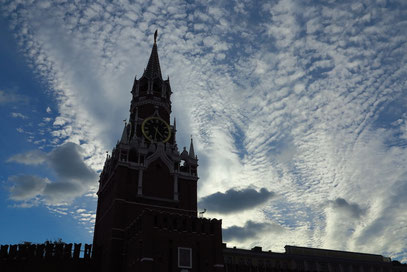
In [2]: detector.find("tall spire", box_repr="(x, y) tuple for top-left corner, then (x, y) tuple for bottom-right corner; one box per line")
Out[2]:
(142, 30), (162, 80)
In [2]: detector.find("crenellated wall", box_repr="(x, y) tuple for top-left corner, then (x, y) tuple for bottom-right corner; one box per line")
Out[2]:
(125, 209), (222, 239)
(0, 243), (94, 272)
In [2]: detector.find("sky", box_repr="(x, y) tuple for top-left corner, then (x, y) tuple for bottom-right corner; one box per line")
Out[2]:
(0, 0), (407, 263)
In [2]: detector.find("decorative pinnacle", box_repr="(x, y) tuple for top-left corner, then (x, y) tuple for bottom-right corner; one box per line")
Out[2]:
(154, 30), (158, 44)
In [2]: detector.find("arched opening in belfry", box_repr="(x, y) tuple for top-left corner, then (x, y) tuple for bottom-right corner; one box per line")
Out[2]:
(128, 148), (138, 163)
(152, 80), (162, 96)
(138, 78), (148, 95)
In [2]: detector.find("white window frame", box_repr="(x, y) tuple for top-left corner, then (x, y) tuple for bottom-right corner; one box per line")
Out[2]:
(178, 247), (192, 269)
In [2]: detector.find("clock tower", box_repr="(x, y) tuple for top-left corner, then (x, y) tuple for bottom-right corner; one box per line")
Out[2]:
(92, 31), (224, 272)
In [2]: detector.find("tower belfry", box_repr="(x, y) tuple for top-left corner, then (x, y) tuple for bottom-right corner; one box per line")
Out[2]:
(92, 31), (224, 272)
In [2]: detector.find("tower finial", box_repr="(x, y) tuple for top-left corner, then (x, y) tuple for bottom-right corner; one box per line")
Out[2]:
(154, 30), (158, 44)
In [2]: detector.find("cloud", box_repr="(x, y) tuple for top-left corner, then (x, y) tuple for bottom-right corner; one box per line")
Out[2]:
(323, 198), (367, 250)
(330, 198), (365, 219)
(7, 142), (98, 205)
(0, 90), (27, 104)
(47, 142), (97, 183)
(7, 150), (48, 165)
(355, 173), (407, 254)
(9, 175), (49, 201)
(11, 112), (28, 119)
(43, 181), (84, 204)
(46, 106), (51, 113)
(199, 188), (275, 214)
(223, 220), (285, 242)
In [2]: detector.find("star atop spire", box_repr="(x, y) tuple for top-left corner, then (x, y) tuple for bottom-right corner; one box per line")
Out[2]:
(142, 29), (162, 80)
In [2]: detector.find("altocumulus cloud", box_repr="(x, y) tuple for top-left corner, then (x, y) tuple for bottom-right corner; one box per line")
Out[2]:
(7, 142), (98, 205)
(199, 187), (275, 214)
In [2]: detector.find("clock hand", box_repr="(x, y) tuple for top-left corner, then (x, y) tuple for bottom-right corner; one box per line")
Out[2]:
(154, 127), (158, 140)
(156, 129), (164, 138)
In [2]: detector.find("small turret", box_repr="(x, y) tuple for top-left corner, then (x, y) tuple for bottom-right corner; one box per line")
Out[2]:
(181, 147), (189, 159)
(120, 121), (129, 143)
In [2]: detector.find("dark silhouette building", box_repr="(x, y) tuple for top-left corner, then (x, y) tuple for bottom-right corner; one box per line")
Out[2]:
(92, 30), (224, 272)
(1, 31), (407, 272)
(223, 245), (407, 272)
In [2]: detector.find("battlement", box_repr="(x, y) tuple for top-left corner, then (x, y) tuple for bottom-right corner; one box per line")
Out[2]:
(0, 243), (92, 261)
(0, 243), (94, 272)
(125, 209), (221, 240)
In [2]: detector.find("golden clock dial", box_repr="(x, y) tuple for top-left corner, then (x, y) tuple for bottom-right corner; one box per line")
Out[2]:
(141, 116), (171, 143)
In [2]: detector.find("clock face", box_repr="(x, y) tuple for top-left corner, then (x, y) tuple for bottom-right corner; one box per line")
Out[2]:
(141, 116), (171, 143)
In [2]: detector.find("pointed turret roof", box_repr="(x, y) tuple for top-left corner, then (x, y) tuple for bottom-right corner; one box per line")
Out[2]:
(142, 30), (162, 80)
(189, 137), (195, 158)
(120, 122), (129, 143)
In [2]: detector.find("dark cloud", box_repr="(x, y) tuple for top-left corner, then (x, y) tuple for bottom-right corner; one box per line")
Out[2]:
(223, 220), (285, 242)
(199, 187), (275, 214)
(331, 198), (365, 219)
(9, 175), (48, 201)
(43, 181), (85, 203)
(7, 143), (97, 205)
(47, 142), (97, 183)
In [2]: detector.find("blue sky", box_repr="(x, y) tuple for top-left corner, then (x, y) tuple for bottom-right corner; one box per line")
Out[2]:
(1, 0), (407, 262)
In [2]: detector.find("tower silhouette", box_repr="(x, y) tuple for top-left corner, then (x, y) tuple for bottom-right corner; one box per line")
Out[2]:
(92, 31), (224, 272)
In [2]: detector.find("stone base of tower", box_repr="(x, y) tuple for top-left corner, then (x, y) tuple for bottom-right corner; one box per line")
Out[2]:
(122, 209), (224, 272)
(92, 231), (125, 272)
